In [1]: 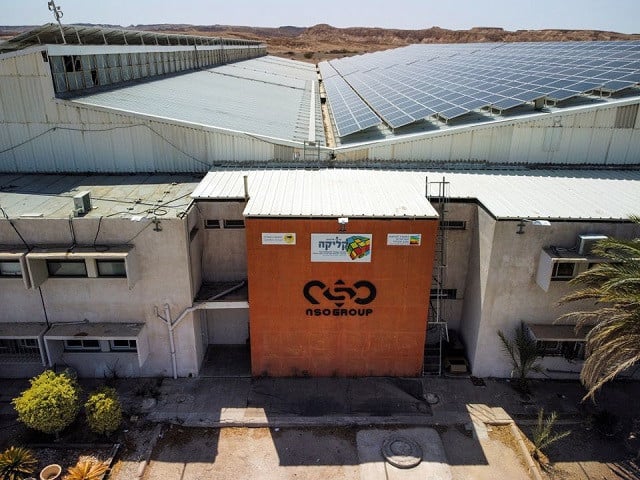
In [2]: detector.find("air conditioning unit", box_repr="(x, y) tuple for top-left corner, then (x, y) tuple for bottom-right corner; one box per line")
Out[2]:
(577, 234), (607, 255)
(73, 191), (92, 216)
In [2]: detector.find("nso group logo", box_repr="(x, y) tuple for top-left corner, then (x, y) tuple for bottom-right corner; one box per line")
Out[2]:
(303, 279), (376, 317)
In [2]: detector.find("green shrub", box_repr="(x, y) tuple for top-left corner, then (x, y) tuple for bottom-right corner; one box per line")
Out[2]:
(0, 446), (37, 480)
(12, 370), (81, 437)
(532, 408), (571, 460)
(85, 386), (122, 436)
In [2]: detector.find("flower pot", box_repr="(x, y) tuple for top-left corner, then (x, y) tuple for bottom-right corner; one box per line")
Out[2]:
(40, 464), (62, 480)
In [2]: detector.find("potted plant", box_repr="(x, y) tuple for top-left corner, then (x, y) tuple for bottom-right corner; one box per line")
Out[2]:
(39, 463), (62, 480)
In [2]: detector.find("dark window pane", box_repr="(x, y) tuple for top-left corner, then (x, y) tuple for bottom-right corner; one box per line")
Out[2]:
(47, 260), (87, 277)
(97, 260), (126, 277)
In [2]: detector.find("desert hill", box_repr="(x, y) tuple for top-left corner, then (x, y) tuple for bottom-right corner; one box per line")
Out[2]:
(2, 23), (638, 63)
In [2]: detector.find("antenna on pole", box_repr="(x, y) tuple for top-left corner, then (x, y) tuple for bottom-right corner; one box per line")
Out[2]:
(47, 0), (67, 44)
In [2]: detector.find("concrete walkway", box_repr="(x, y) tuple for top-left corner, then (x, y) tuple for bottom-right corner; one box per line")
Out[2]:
(114, 375), (639, 429)
(1, 375), (638, 429)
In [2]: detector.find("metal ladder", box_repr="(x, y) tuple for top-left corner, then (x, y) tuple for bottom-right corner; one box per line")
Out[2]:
(423, 176), (450, 376)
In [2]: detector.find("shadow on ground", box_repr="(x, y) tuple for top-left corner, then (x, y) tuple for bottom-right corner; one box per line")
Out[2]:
(248, 377), (430, 416)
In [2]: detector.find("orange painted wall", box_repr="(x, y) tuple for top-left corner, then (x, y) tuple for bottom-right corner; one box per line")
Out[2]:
(245, 217), (438, 377)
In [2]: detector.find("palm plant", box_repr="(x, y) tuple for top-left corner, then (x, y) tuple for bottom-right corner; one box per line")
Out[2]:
(498, 324), (543, 394)
(62, 460), (108, 480)
(558, 216), (640, 401)
(531, 408), (571, 460)
(0, 446), (38, 480)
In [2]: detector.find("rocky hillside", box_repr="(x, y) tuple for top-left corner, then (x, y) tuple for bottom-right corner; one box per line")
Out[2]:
(2, 23), (638, 63)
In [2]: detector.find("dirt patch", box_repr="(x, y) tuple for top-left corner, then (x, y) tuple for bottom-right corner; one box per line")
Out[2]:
(488, 424), (530, 472)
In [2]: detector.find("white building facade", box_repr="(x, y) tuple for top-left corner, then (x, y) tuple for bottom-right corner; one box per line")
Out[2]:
(1, 26), (639, 380)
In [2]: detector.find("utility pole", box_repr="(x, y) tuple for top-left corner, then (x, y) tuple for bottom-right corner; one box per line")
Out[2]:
(47, 0), (66, 44)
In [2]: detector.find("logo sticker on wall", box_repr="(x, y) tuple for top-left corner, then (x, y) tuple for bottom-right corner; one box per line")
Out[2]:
(303, 279), (376, 316)
(387, 233), (421, 246)
(310, 234), (372, 262)
(262, 233), (296, 245)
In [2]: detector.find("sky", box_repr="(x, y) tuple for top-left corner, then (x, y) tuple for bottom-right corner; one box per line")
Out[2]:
(3, 0), (640, 34)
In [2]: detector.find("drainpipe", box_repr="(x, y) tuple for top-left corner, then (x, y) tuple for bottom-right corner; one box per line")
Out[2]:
(156, 280), (246, 379)
(164, 304), (179, 380)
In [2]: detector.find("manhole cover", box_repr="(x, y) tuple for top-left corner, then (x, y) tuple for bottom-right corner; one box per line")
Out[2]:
(381, 436), (423, 469)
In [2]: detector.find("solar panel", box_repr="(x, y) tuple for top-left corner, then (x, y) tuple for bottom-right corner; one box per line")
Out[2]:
(319, 41), (640, 137)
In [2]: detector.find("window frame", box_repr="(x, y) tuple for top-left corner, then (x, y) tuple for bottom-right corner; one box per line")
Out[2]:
(64, 339), (101, 351)
(223, 219), (245, 229)
(109, 339), (138, 352)
(439, 220), (467, 230)
(551, 261), (575, 281)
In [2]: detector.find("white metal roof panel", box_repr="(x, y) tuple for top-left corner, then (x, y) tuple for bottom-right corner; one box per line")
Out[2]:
(192, 169), (438, 218)
(70, 56), (319, 144)
(438, 169), (640, 220)
(192, 168), (640, 221)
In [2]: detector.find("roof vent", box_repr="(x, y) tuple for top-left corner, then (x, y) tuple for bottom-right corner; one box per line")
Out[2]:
(578, 234), (607, 255)
(73, 191), (92, 217)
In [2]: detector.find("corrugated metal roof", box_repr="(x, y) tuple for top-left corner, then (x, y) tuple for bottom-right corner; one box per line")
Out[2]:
(192, 169), (640, 221)
(0, 174), (202, 219)
(0, 23), (262, 53)
(70, 56), (321, 144)
(439, 169), (640, 220)
(193, 170), (436, 218)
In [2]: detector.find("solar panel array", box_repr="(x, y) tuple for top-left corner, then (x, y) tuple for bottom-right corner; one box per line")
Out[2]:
(320, 41), (640, 136)
(318, 62), (381, 137)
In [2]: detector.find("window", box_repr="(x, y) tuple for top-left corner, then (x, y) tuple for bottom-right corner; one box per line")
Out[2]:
(63, 55), (82, 72)
(561, 342), (585, 360)
(537, 340), (562, 356)
(0, 261), (22, 277)
(223, 219), (245, 229)
(109, 339), (137, 352)
(439, 220), (466, 230)
(536, 340), (586, 360)
(551, 262), (575, 280)
(0, 339), (40, 357)
(47, 260), (88, 277)
(64, 339), (100, 351)
(205, 219), (221, 229)
(430, 289), (457, 299)
(18, 339), (39, 350)
(96, 260), (126, 278)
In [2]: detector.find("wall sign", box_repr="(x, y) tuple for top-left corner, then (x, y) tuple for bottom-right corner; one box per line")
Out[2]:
(303, 279), (376, 316)
(262, 233), (296, 245)
(387, 234), (421, 246)
(310, 234), (372, 262)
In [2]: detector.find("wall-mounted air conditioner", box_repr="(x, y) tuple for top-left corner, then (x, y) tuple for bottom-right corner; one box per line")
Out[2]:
(577, 234), (607, 255)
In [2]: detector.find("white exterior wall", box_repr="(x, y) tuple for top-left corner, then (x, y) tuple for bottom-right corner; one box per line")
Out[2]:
(205, 309), (250, 345)
(433, 203), (476, 332)
(463, 217), (640, 378)
(336, 100), (640, 165)
(197, 202), (248, 282)
(0, 212), (204, 378)
(0, 50), (307, 173)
